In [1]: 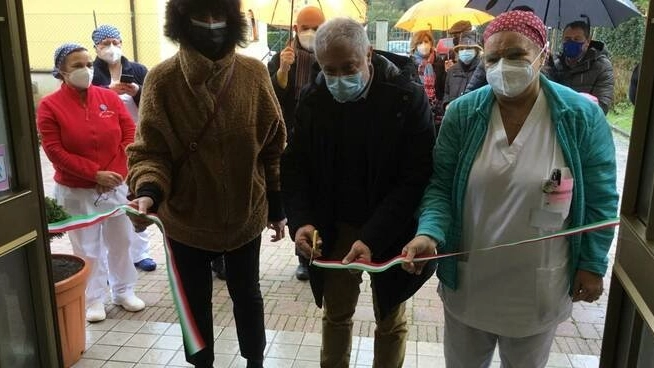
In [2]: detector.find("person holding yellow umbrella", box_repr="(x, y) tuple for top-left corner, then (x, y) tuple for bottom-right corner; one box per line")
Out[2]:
(394, 0), (494, 33)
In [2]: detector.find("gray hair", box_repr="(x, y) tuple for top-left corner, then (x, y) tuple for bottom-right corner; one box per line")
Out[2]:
(314, 17), (370, 62)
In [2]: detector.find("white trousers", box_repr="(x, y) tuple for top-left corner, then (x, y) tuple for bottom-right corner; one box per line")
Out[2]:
(54, 183), (138, 305)
(130, 230), (151, 263)
(443, 308), (557, 368)
(116, 96), (151, 264)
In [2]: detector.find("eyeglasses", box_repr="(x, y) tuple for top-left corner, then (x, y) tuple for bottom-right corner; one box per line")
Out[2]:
(93, 189), (117, 206)
(98, 39), (121, 47)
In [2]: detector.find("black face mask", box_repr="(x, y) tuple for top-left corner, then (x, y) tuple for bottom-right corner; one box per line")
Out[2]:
(188, 20), (228, 60)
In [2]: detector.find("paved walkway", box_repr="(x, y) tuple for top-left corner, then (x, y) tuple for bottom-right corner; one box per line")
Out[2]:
(42, 132), (629, 367)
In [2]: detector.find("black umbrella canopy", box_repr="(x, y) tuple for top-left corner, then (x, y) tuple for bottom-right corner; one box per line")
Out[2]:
(465, 0), (642, 29)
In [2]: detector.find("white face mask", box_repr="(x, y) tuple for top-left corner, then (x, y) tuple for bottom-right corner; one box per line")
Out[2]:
(486, 49), (544, 98)
(298, 29), (316, 52)
(98, 45), (122, 64)
(65, 67), (93, 89)
(417, 43), (431, 56)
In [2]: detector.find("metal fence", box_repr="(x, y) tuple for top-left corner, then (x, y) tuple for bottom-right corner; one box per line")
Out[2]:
(25, 14), (445, 71)
(266, 21), (415, 55)
(24, 12), (164, 71)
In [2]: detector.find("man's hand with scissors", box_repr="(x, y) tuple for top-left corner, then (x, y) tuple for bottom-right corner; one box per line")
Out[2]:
(294, 225), (322, 263)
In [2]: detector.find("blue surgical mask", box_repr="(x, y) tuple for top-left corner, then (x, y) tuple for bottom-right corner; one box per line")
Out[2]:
(458, 49), (476, 64)
(562, 40), (585, 59)
(325, 72), (366, 103)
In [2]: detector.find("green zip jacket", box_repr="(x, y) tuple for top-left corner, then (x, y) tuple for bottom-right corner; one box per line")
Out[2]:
(417, 75), (618, 290)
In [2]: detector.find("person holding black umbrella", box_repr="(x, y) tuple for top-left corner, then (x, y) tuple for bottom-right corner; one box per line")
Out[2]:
(548, 18), (615, 114)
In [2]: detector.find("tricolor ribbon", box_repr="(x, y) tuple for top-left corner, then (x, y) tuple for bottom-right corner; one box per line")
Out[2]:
(48, 205), (205, 354)
(48, 205), (620, 352)
(312, 218), (621, 273)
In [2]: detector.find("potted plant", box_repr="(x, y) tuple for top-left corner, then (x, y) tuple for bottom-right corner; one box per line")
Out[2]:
(46, 197), (90, 368)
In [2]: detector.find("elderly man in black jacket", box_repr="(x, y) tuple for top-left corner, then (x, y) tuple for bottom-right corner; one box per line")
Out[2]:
(281, 17), (436, 368)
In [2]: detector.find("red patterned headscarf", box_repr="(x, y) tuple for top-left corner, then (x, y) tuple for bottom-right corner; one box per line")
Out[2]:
(483, 10), (547, 49)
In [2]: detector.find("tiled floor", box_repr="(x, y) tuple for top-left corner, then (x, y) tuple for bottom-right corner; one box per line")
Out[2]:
(73, 319), (601, 368)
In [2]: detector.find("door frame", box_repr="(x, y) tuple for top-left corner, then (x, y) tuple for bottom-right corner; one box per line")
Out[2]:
(600, 1), (654, 366)
(0, 0), (59, 366)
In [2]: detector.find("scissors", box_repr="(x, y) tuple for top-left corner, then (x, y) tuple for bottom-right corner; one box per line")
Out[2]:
(309, 229), (319, 265)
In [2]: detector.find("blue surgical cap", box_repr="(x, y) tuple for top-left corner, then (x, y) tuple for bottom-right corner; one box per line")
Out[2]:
(92, 24), (122, 45)
(52, 42), (87, 79)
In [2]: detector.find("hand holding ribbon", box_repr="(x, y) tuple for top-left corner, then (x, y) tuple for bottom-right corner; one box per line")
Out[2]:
(342, 240), (372, 264)
(401, 235), (438, 275)
(126, 196), (154, 232)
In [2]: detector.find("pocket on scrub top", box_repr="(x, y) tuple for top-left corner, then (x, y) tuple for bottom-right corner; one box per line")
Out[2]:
(531, 168), (574, 229)
(536, 263), (570, 321)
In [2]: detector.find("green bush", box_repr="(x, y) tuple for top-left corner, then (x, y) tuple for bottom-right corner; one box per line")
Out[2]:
(594, 16), (645, 61)
(611, 57), (638, 109)
(592, 3), (646, 109)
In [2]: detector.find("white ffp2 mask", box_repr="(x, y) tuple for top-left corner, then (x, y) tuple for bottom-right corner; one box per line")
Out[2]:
(65, 67), (94, 89)
(298, 30), (316, 52)
(99, 45), (122, 64)
(486, 48), (544, 98)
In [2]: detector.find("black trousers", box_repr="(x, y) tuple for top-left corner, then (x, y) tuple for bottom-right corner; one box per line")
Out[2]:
(169, 236), (265, 367)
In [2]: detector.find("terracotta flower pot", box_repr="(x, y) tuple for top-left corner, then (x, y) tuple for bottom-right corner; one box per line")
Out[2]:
(52, 254), (90, 367)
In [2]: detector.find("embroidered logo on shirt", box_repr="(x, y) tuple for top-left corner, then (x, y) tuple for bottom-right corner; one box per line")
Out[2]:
(98, 104), (115, 118)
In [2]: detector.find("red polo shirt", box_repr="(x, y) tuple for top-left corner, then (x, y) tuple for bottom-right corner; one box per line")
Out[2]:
(37, 83), (135, 188)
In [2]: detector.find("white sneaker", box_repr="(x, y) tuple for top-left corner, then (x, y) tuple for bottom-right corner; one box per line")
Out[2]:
(112, 293), (145, 312)
(86, 302), (106, 322)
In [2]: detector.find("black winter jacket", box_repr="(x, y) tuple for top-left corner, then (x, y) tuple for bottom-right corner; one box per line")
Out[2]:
(464, 62), (487, 94)
(549, 40), (614, 114)
(92, 56), (148, 106)
(281, 52), (436, 318)
(444, 56), (481, 106)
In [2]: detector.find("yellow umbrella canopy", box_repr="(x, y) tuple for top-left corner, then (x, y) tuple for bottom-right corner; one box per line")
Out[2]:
(395, 0), (494, 32)
(243, 0), (367, 28)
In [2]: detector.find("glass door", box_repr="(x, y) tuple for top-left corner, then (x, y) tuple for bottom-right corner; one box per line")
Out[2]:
(0, 0), (59, 366)
(600, 1), (654, 366)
